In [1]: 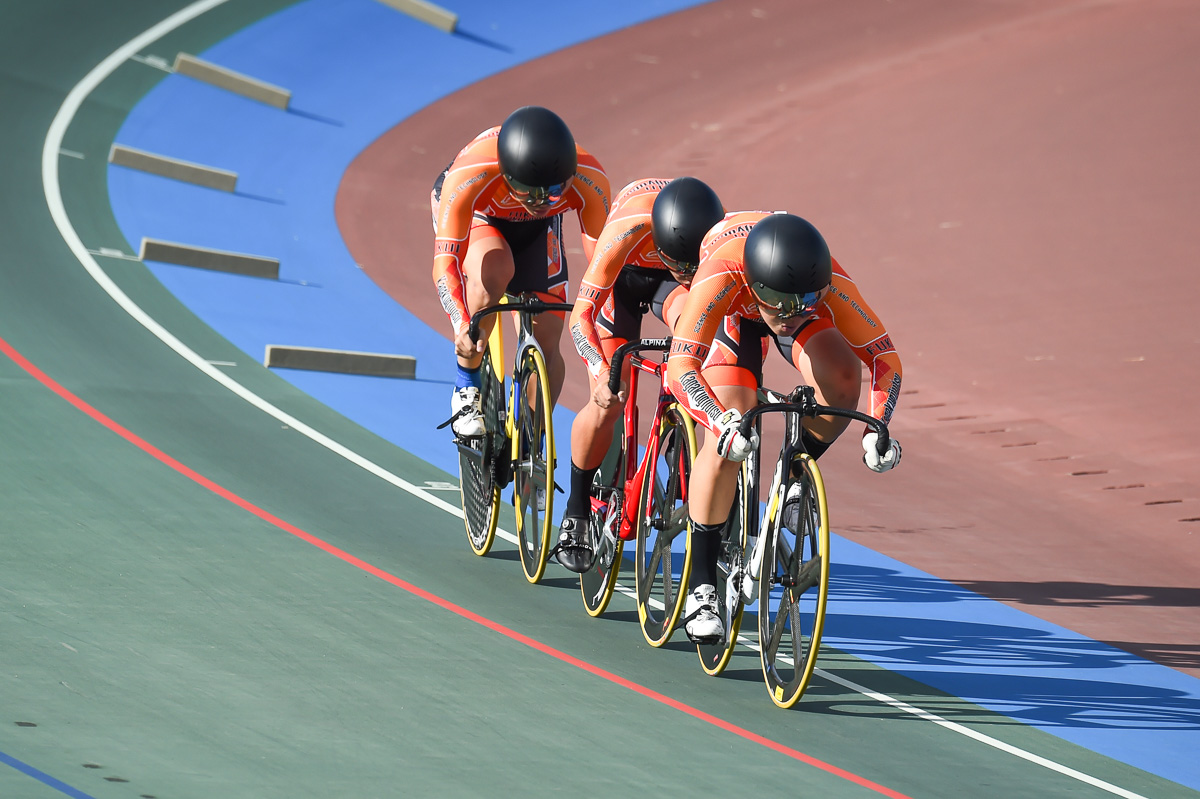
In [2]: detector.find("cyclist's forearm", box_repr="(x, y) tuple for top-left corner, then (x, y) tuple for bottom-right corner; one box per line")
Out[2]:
(433, 253), (470, 335)
(667, 360), (724, 434)
(569, 315), (606, 379)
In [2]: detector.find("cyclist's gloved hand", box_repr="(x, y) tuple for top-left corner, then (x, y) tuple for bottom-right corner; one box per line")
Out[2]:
(862, 431), (902, 473)
(715, 409), (759, 462)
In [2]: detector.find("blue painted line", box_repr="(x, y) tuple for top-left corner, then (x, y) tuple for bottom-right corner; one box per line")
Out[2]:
(0, 748), (98, 799)
(106, 0), (1200, 791)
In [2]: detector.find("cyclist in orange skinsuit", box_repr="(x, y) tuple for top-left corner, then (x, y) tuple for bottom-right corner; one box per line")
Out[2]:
(552, 177), (724, 572)
(432, 106), (611, 438)
(666, 211), (903, 642)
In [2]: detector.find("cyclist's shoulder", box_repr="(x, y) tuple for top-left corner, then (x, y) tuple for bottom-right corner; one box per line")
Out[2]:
(446, 128), (501, 173)
(574, 143), (607, 176)
(573, 147), (611, 202)
(615, 177), (672, 206)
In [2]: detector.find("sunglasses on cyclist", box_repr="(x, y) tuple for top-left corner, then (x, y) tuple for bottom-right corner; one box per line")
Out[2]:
(656, 249), (699, 278)
(751, 283), (830, 319)
(504, 173), (573, 206)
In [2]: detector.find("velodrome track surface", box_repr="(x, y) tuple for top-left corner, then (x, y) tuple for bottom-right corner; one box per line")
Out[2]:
(2, 1), (1198, 797)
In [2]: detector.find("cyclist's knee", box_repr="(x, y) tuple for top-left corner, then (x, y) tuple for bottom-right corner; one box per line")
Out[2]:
(818, 364), (861, 410)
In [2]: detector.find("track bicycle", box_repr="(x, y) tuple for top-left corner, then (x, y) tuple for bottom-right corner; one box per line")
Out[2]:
(577, 338), (682, 619)
(730, 384), (891, 708)
(576, 338), (700, 642)
(576, 338), (699, 644)
(442, 293), (574, 584)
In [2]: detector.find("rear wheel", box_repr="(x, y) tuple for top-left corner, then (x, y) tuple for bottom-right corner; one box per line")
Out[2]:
(579, 488), (624, 617)
(457, 351), (503, 556)
(758, 454), (831, 708)
(580, 438), (626, 616)
(697, 462), (753, 675)
(513, 346), (556, 584)
(634, 404), (697, 647)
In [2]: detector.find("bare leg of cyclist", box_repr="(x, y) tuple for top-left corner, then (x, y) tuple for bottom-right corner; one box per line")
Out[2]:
(460, 230), (515, 371)
(681, 382), (754, 641)
(786, 327), (862, 453)
(690, 382), (756, 525)
(446, 231), (514, 436)
(555, 343), (627, 571)
(530, 311), (566, 403)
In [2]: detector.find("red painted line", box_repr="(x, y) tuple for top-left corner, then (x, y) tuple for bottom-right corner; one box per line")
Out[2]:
(0, 334), (911, 799)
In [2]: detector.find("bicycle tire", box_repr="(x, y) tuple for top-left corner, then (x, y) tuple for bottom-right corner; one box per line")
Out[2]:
(513, 345), (556, 584)
(456, 350), (503, 556)
(579, 435), (626, 615)
(579, 479), (624, 617)
(696, 463), (752, 675)
(634, 403), (697, 647)
(758, 453), (831, 708)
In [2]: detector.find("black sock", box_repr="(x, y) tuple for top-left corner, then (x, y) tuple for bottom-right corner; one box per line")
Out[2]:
(565, 463), (597, 518)
(688, 519), (725, 590)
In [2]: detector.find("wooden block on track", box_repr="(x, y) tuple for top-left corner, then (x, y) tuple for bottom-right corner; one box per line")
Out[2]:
(264, 345), (417, 378)
(173, 53), (291, 109)
(139, 238), (279, 279)
(109, 144), (237, 191)
(375, 0), (457, 33)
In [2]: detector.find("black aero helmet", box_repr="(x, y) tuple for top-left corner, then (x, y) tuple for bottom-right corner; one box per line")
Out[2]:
(497, 106), (577, 197)
(651, 177), (725, 275)
(744, 213), (833, 318)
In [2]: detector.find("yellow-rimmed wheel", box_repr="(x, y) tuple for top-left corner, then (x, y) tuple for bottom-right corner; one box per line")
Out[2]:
(513, 345), (556, 584)
(758, 453), (831, 708)
(456, 349), (503, 556)
(634, 404), (697, 647)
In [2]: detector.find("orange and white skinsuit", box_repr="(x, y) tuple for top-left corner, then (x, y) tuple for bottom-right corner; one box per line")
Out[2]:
(667, 211), (902, 529)
(431, 125), (611, 399)
(565, 178), (691, 493)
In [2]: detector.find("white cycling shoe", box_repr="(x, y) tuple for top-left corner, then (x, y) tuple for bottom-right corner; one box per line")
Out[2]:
(684, 584), (724, 644)
(449, 386), (486, 437)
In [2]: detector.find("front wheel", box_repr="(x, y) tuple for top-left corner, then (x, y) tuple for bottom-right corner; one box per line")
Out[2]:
(758, 453), (831, 708)
(513, 346), (556, 584)
(634, 404), (697, 647)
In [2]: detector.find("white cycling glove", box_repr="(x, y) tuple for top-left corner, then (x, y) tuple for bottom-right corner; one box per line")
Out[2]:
(862, 431), (902, 473)
(715, 409), (759, 462)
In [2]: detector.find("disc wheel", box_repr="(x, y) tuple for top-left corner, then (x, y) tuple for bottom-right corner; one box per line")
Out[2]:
(456, 351), (502, 556)
(697, 462), (752, 675)
(758, 454), (831, 708)
(634, 404), (697, 647)
(513, 346), (556, 584)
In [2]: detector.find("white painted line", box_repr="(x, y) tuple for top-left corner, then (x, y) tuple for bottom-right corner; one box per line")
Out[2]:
(59, 149), (85, 159)
(39, 4), (1152, 796)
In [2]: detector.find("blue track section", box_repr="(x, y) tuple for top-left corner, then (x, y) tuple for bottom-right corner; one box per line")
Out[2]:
(107, 0), (1200, 790)
(0, 748), (96, 799)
